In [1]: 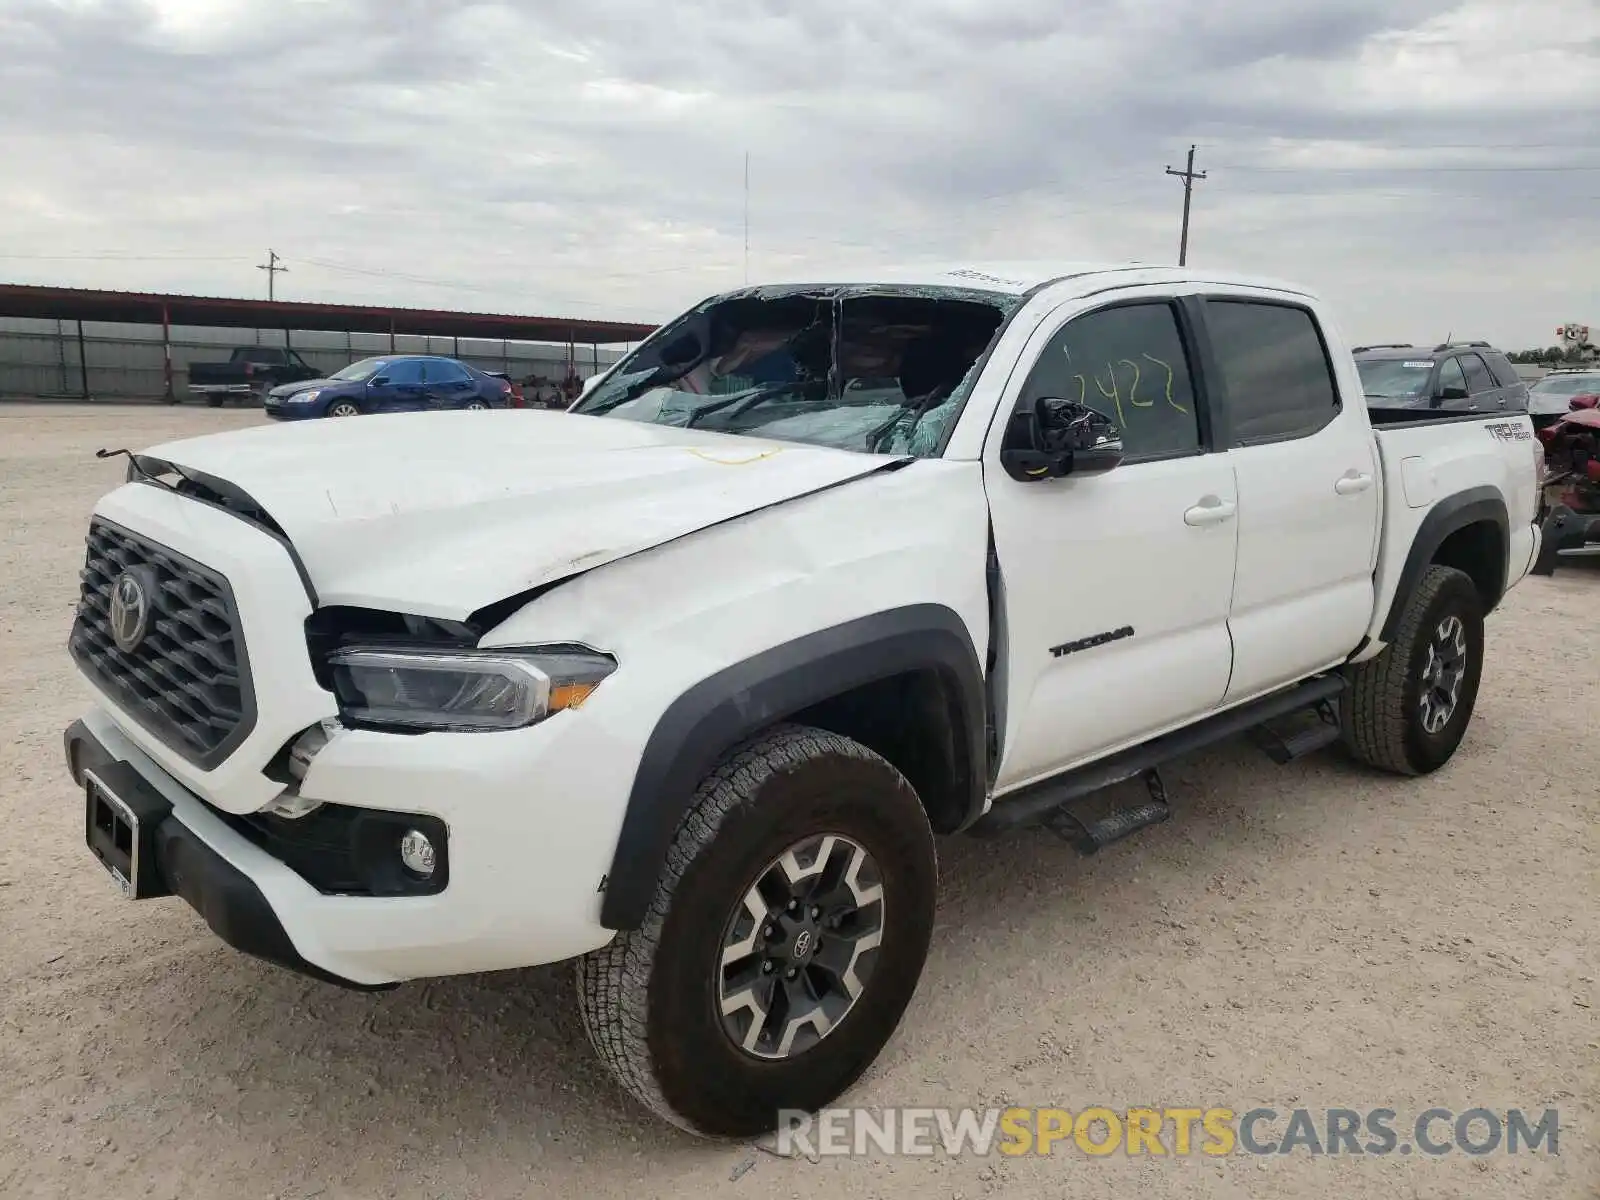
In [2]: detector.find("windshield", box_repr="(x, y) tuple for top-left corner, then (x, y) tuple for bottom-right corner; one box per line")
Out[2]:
(1530, 373), (1600, 396)
(330, 356), (391, 382)
(1529, 372), (1600, 414)
(571, 286), (1016, 456)
(1356, 357), (1434, 399)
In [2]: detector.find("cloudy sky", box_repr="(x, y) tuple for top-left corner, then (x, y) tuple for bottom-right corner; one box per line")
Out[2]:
(1, 0), (1597, 347)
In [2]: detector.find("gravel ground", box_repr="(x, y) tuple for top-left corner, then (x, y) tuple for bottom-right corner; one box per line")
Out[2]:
(1, 403), (1595, 1200)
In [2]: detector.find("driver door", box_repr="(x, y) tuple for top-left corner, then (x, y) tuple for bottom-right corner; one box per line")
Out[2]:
(984, 291), (1238, 792)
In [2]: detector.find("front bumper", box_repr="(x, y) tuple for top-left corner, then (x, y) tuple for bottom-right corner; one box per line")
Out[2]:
(1531, 504), (1600, 575)
(63, 706), (623, 988)
(65, 718), (388, 991)
(263, 399), (324, 420)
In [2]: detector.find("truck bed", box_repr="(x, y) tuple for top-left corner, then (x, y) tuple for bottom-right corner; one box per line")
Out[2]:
(1363, 408), (1542, 652)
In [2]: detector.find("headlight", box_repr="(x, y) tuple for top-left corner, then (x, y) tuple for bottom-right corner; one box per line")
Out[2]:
(288, 389), (321, 404)
(327, 645), (615, 732)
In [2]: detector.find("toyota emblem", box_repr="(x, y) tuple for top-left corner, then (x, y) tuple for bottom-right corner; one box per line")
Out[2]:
(791, 930), (813, 960)
(108, 569), (154, 653)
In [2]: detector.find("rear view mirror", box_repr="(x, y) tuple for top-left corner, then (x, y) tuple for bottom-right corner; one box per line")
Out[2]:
(1000, 397), (1124, 482)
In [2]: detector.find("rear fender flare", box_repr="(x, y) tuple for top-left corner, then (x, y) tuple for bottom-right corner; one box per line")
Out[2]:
(598, 604), (986, 931)
(1378, 486), (1509, 642)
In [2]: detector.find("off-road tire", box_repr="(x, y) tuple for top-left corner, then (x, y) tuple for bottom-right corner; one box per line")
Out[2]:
(1341, 564), (1485, 775)
(576, 724), (937, 1138)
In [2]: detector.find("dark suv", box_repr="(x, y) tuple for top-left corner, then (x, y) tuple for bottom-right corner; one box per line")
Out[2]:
(1354, 342), (1529, 414)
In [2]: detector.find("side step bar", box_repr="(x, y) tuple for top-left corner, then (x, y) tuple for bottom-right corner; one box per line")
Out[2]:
(1046, 768), (1171, 854)
(1252, 699), (1341, 764)
(970, 674), (1347, 837)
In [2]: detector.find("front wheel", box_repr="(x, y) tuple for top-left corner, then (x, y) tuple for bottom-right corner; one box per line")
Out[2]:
(577, 725), (937, 1138)
(1341, 564), (1485, 775)
(325, 400), (361, 418)
(463, 399), (489, 410)
(204, 395), (225, 408)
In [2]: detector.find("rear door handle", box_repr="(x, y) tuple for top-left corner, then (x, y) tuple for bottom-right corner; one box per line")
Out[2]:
(1335, 471), (1375, 496)
(1184, 496), (1237, 527)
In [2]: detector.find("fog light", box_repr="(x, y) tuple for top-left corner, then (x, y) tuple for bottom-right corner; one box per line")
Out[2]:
(399, 830), (436, 878)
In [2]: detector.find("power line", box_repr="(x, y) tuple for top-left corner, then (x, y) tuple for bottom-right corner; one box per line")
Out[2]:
(1165, 144), (1207, 267)
(0, 253), (248, 262)
(256, 248), (287, 301)
(1212, 162), (1600, 174)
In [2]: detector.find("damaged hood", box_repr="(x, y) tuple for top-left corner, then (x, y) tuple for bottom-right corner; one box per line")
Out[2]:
(140, 410), (906, 621)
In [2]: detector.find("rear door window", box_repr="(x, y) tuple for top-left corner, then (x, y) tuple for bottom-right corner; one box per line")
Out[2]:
(1484, 352), (1522, 388)
(1202, 300), (1340, 444)
(423, 360), (471, 384)
(1461, 353), (1496, 395)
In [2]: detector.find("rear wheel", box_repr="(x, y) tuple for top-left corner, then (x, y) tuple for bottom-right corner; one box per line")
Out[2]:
(1341, 564), (1485, 775)
(577, 724), (937, 1138)
(326, 400), (361, 418)
(204, 395), (225, 408)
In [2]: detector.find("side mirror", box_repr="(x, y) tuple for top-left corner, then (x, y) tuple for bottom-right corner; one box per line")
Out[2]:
(579, 374), (602, 399)
(369, 376), (390, 387)
(1000, 397), (1124, 482)
(1436, 385), (1469, 403)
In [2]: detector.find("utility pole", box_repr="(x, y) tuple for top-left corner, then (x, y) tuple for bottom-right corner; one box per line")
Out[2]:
(1164, 145), (1207, 267)
(257, 249), (287, 301)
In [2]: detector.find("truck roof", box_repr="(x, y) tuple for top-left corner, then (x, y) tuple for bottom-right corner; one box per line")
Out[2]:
(729, 260), (1318, 300)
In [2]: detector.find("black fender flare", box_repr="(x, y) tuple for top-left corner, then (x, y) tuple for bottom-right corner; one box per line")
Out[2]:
(1378, 485), (1509, 643)
(598, 603), (987, 931)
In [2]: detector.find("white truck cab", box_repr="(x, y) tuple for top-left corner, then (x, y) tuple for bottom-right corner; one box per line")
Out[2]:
(63, 263), (1542, 1137)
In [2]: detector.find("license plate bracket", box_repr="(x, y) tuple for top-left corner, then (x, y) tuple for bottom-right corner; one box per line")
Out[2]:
(84, 762), (174, 900)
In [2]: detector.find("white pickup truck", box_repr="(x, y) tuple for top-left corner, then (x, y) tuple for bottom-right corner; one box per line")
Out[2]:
(64, 263), (1544, 1138)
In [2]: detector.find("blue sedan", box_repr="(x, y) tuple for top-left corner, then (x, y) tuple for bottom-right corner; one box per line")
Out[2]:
(264, 355), (517, 420)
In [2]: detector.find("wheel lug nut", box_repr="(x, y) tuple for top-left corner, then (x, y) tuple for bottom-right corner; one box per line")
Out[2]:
(786, 968), (798, 980)
(788, 900), (800, 912)
(810, 906), (821, 919)
(762, 961), (774, 974)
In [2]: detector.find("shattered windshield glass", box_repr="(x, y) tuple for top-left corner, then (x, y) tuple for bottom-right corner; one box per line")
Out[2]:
(571, 285), (1017, 457)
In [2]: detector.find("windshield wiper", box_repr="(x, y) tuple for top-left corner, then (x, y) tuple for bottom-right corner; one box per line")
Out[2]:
(680, 387), (769, 428)
(684, 382), (814, 429)
(867, 386), (957, 453)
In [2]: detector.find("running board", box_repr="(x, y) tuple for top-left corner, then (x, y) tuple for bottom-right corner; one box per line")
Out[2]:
(1046, 769), (1170, 854)
(1251, 699), (1342, 765)
(970, 674), (1347, 837)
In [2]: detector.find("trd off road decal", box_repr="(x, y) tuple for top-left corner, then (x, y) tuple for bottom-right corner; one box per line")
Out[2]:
(1484, 421), (1532, 442)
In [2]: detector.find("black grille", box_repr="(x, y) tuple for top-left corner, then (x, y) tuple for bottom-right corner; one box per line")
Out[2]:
(69, 518), (255, 768)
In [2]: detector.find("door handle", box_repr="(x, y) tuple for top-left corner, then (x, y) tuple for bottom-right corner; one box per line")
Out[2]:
(1335, 471), (1375, 496)
(1184, 496), (1237, 527)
